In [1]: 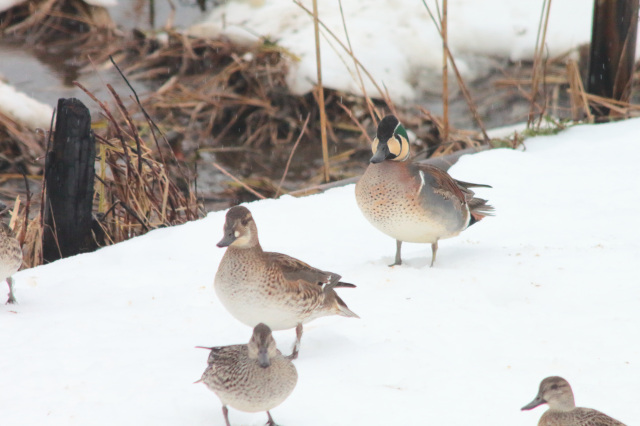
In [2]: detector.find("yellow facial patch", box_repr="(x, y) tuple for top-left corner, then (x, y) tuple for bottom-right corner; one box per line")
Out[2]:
(388, 135), (409, 161)
(387, 137), (401, 156)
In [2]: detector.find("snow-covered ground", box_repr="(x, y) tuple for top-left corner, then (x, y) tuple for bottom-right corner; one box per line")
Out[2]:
(1, 117), (639, 425)
(0, 82), (53, 130)
(190, 0), (638, 103)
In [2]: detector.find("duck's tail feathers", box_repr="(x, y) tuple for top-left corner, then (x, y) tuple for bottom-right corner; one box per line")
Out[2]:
(455, 179), (492, 189)
(468, 198), (495, 226)
(335, 295), (360, 319)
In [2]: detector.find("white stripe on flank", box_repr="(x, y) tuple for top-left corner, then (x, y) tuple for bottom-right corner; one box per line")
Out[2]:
(417, 170), (425, 196)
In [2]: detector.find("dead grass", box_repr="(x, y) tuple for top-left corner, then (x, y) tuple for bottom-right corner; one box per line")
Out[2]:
(111, 32), (488, 186)
(77, 81), (200, 246)
(2, 0), (118, 48)
(495, 48), (640, 125)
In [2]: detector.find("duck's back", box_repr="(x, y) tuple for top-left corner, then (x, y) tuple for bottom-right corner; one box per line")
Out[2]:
(539, 408), (627, 426)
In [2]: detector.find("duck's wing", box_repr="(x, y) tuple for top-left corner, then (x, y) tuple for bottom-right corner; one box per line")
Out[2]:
(414, 163), (468, 204)
(572, 408), (627, 426)
(414, 163), (494, 222)
(264, 252), (359, 318)
(265, 252), (355, 288)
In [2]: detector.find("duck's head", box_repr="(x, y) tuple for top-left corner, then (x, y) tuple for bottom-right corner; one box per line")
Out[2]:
(217, 206), (259, 249)
(521, 376), (576, 412)
(248, 323), (278, 368)
(370, 115), (410, 164)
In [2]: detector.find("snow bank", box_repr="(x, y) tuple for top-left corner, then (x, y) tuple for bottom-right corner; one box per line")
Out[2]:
(189, 0), (624, 103)
(0, 81), (53, 130)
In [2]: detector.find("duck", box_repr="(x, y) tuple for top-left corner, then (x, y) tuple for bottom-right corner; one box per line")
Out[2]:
(197, 323), (297, 426)
(521, 376), (627, 425)
(0, 221), (22, 304)
(355, 114), (493, 267)
(214, 205), (359, 359)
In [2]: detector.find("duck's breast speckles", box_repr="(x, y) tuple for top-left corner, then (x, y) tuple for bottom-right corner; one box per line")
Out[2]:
(356, 162), (466, 243)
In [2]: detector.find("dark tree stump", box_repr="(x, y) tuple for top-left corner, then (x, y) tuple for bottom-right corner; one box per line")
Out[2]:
(43, 98), (97, 263)
(587, 0), (639, 116)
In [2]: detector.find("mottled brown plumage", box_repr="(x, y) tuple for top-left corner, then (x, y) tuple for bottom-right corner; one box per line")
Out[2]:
(355, 115), (493, 267)
(0, 222), (22, 304)
(522, 376), (626, 426)
(198, 323), (297, 426)
(214, 206), (359, 359)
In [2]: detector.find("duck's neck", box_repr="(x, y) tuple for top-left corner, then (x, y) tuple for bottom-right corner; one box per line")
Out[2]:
(229, 241), (263, 253)
(547, 395), (576, 412)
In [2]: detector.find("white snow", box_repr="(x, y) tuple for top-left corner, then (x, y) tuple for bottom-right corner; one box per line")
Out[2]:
(0, 81), (54, 130)
(2, 117), (639, 425)
(84, 0), (118, 7)
(0, 0), (25, 14)
(190, 0), (638, 103)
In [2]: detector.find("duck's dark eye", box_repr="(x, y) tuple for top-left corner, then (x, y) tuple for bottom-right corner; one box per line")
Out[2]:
(550, 384), (558, 390)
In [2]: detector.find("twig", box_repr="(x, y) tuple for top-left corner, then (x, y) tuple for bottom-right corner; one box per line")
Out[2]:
(337, 0), (377, 125)
(422, 0), (489, 142)
(39, 107), (57, 264)
(212, 163), (266, 200)
(311, 0), (330, 182)
(337, 102), (372, 143)
(118, 200), (151, 232)
(275, 114), (310, 198)
(441, 0), (449, 142)
(74, 80), (132, 181)
(528, 0), (552, 127)
(149, 0), (155, 28)
(19, 167), (30, 247)
(294, 0), (392, 104)
(566, 60), (594, 122)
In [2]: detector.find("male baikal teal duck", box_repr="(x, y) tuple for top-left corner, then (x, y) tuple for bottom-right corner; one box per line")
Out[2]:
(355, 115), (493, 267)
(214, 206), (359, 359)
(521, 376), (627, 426)
(197, 323), (297, 426)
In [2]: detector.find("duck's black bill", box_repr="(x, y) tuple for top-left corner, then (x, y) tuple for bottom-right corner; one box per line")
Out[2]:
(370, 143), (389, 164)
(216, 233), (236, 247)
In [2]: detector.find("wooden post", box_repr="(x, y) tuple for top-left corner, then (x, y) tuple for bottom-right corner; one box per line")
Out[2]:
(43, 98), (97, 263)
(587, 0), (639, 116)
